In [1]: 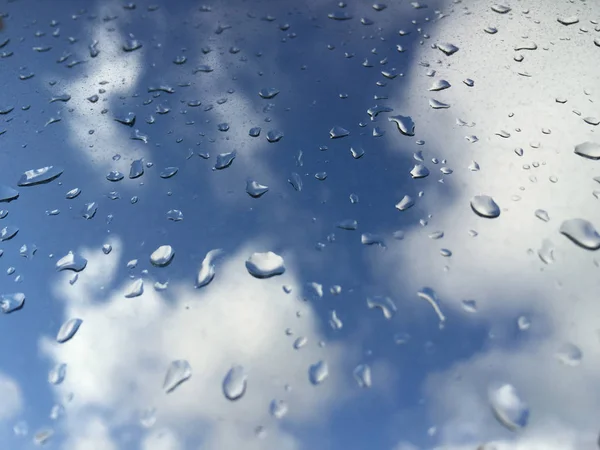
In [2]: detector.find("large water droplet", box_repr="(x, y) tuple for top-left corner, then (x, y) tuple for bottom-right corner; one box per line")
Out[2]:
(223, 365), (247, 401)
(195, 249), (223, 288)
(214, 151), (236, 170)
(429, 98), (450, 109)
(125, 279), (144, 298)
(150, 245), (174, 267)
(0, 293), (25, 313)
(437, 42), (459, 55)
(56, 252), (88, 272)
(17, 166), (63, 186)
(388, 115), (415, 136)
(557, 16), (579, 25)
(308, 360), (329, 385)
(246, 252), (285, 278)
(470, 195), (501, 218)
(160, 167), (179, 179)
(574, 142), (600, 160)
(560, 218), (600, 250)
(429, 79), (451, 91)
(129, 159), (144, 178)
(0, 225), (19, 241)
(0, 186), (18, 202)
(56, 318), (82, 343)
(396, 195), (415, 211)
(329, 126), (350, 139)
(246, 180), (269, 198)
(489, 384), (529, 431)
(163, 360), (192, 393)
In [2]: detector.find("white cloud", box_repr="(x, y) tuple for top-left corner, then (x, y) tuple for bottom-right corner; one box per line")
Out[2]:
(0, 373), (23, 421)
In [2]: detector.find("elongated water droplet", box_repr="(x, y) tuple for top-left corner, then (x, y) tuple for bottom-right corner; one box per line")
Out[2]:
(150, 245), (174, 267)
(160, 167), (178, 179)
(329, 126), (349, 139)
(246, 252), (285, 278)
(557, 16), (579, 25)
(17, 166), (63, 186)
(129, 159), (144, 178)
(48, 363), (66, 385)
(65, 188), (81, 199)
(555, 342), (583, 366)
(429, 79), (451, 91)
(81, 202), (97, 219)
(34, 428), (54, 446)
(195, 249), (223, 288)
(294, 336), (307, 349)
(1, 293), (25, 313)
(259, 88), (279, 99)
(337, 219), (358, 230)
(167, 210), (183, 221)
(223, 365), (247, 401)
(367, 296), (396, 319)
(353, 364), (372, 388)
(471, 195), (500, 218)
(396, 195), (415, 211)
(491, 4), (511, 13)
(0, 225), (19, 241)
(417, 287), (446, 324)
(308, 360), (329, 385)
(0, 186), (18, 202)
(214, 151), (236, 170)
(56, 252), (87, 272)
(56, 318), (82, 343)
(329, 310), (343, 330)
(574, 142), (600, 160)
(163, 360), (192, 393)
(489, 384), (529, 431)
(560, 219), (600, 250)
(534, 209), (549, 222)
(123, 38), (142, 52)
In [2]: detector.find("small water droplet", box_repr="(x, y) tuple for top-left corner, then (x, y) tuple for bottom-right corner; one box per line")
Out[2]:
(246, 252), (285, 278)
(56, 252), (87, 272)
(329, 126), (350, 139)
(534, 209), (550, 222)
(214, 151), (236, 170)
(353, 364), (372, 388)
(517, 316), (530, 330)
(1, 293), (25, 313)
(160, 167), (179, 178)
(124, 279), (144, 298)
(48, 363), (67, 385)
(308, 360), (329, 385)
(129, 159), (144, 178)
(437, 42), (459, 55)
(259, 88), (279, 99)
(33, 428), (54, 446)
(410, 164), (430, 178)
(269, 399), (288, 419)
(367, 296), (396, 319)
(557, 16), (579, 26)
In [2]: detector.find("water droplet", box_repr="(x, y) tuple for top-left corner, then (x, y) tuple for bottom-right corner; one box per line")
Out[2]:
(367, 105), (393, 120)
(13, 421), (28, 437)
(246, 180), (269, 198)
(328, 11), (352, 20)
(195, 249), (223, 288)
(410, 164), (430, 179)
(48, 363), (66, 385)
(259, 88), (279, 99)
(461, 299), (477, 313)
(56, 318), (82, 343)
(396, 195), (415, 211)
(163, 360), (192, 393)
(123, 38), (142, 52)
(249, 127), (261, 137)
(0, 225), (19, 241)
(17, 166), (63, 186)
(535, 209), (549, 222)
(514, 41), (537, 51)
(0, 186), (18, 202)
(81, 202), (98, 219)
(56, 252), (87, 272)
(557, 16), (579, 26)
(139, 408), (157, 428)
(560, 219), (600, 250)
(484, 26), (498, 34)
(489, 384), (529, 431)
(223, 365), (247, 401)
(517, 316), (530, 330)
(33, 428), (54, 446)
(269, 399), (288, 419)
(429, 98), (450, 109)
(1, 293), (25, 313)
(246, 252), (285, 278)
(329, 310), (343, 330)
(106, 170), (124, 182)
(150, 245), (174, 267)
(350, 146), (365, 159)
(308, 360), (329, 385)
(583, 117), (600, 126)
(555, 342), (583, 366)
(125, 279), (144, 298)
(437, 42), (459, 55)
(114, 112), (136, 127)
(288, 173), (303, 191)
(470, 195), (501, 218)
(214, 151), (236, 170)
(167, 209), (184, 221)
(129, 159), (144, 178)
(367, 296), (396, 319)
(160, 167), (179, 178)
(574, 142), (600, 160)
(389, 115), (415, 136)
(329, 126), (350, 139)
(337, 219), (358, 230)
(429, 79), (451, 91)
(266, 130), (284, 143)
(353, 364), (372, 388)
(65, 188), (81, 199)
(491, 4), (511, 13)
(417, 287), (446, 325)
(361, 233), (385, 246)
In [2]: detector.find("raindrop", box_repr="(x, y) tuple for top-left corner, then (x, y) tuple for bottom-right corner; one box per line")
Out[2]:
(410, 164), (430, 179)
(114, 112), (136, 127)
(259, 88), (279, 99)
(396, 195), (415, 211)
(437, 42), (459, 55)
(17, 166), (63, 186)
(429, 98), (450, 109)
(167, 210), (183, 221)
(0, 293), (25, 314)
(214, 151), (236, 170)
(462, 299), (477, 313)
(124, 279), (144, 298)
(367, 296), (397, 319)
(246, 252), (285, 278)
(294, 337), (307, 349)
(123, 38), (142, 52)
(538, 239), (555, 264)
(361, 233), (385, 247)
(106, 171), (124, 182)
(555, 342), (583, 366)
(269, 399), (288, 419)
(0, 225), (19, 241)
(81, 202), (98, 219)
(329, 126), (350, 139)
(150, 245), (175, 267)
(584, 117), (600, 126)
(557, 16), (579, 25)
(353, 364), (372, 388)
(517, 316), (530, 330)
(56, 252), (87, 272)
(0, 186), (18, 202)
(429, 79), (451, 91)
(514, 41), (537, 51)
(56, 318), (82, 343)
(329, 310), (343, 330)
(129, 159), (144, 178)
(484, 26), (498, 34)
(574, 142), (600, 160)
(308, 360), (329, 385)
(33, 429), (54, 446)
(65, 188), (81, 199)
(417, 287), (446, 324)
(350, 146), (365, 159)
(535, 209), (549, 222)
(249, 127), (261, 137)
(559, 218), (600, 250)
(163, 360), (192, 393)
(160, 167), (178, 179)
(337, 219), (358, 230)
(389, 115), (415, 135)
(266, 130), (284, 143)
(470, 195), (501, 218)
(489, 384), (529, 431)
(195, 249), (223, 288)
(223, 365), (247, 400)
(48, 364), (66, 385)
(328, 11), (352, 20)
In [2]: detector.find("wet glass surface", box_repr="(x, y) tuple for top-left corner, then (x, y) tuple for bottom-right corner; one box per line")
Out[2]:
(0, 0), (599, 448)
